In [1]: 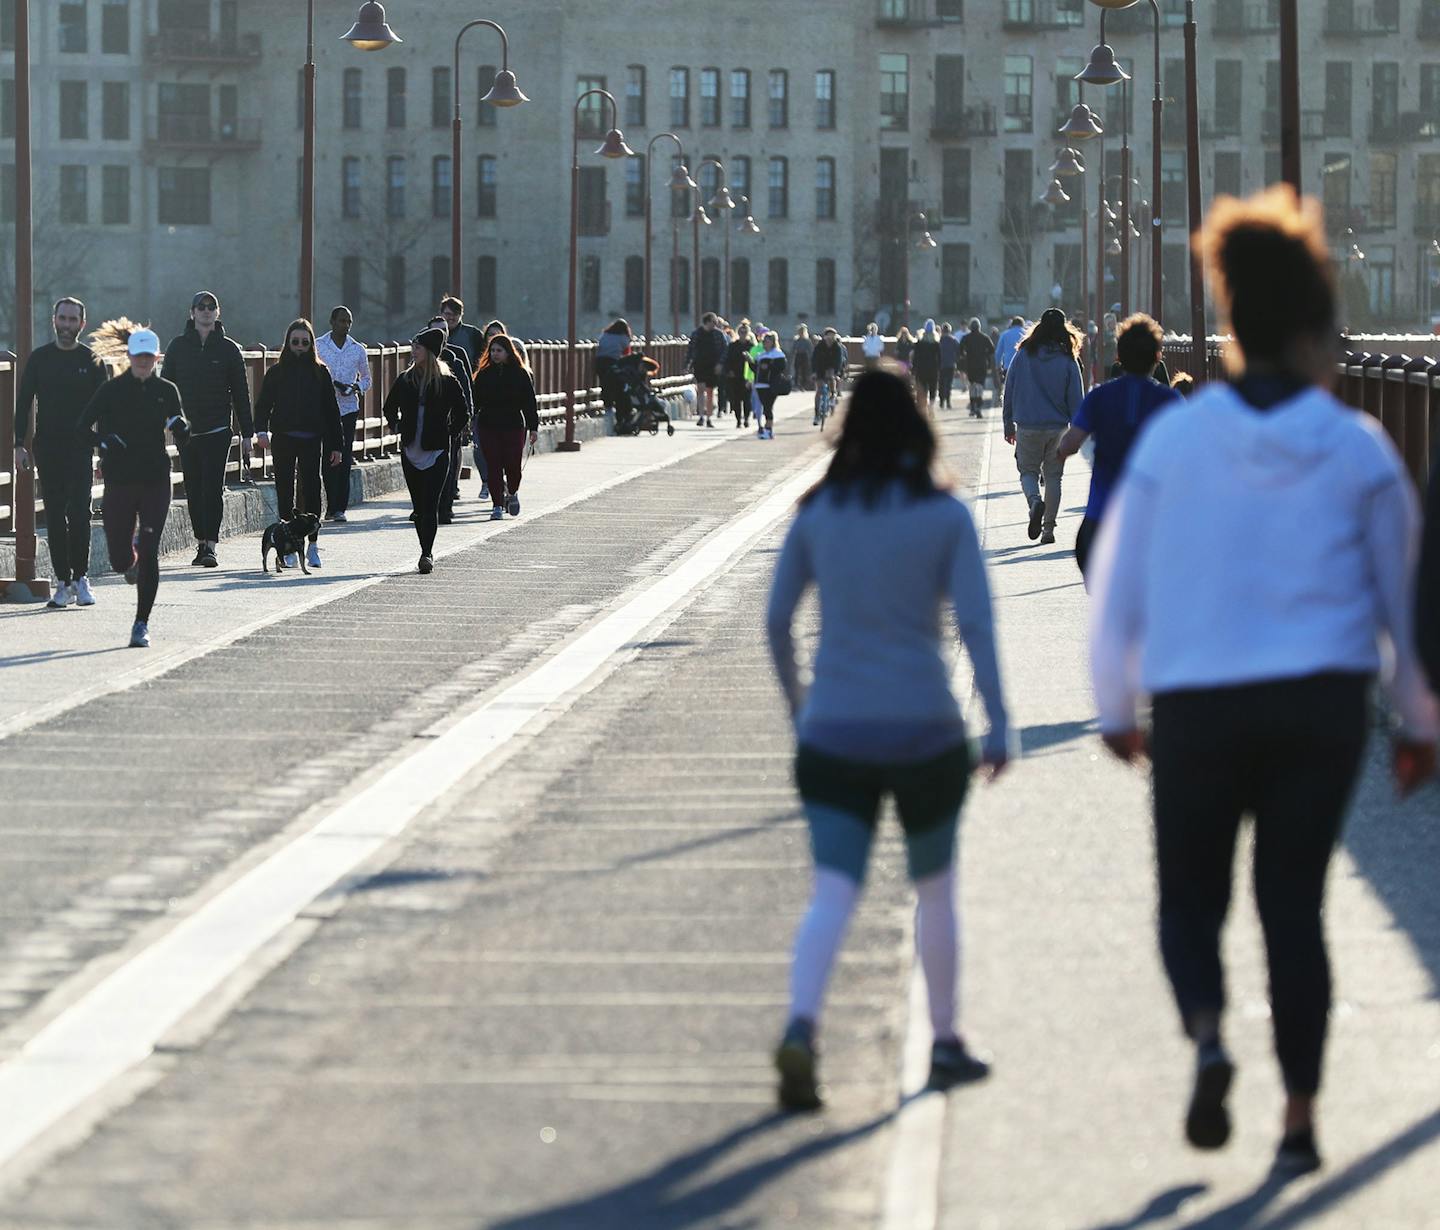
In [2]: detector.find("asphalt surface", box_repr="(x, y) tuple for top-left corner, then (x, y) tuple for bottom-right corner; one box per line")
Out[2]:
(1, 390), (1438, 1229)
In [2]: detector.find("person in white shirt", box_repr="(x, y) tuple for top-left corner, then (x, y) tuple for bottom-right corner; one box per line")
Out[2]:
(315, 306), (371, 524)
(1089, 185), (1439, 1177)
(860, 322), (885, 366)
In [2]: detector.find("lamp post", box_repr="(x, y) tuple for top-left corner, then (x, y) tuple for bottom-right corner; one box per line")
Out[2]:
(451, 20), (528, 299)
(1182, 0), (1206, 379)
(901, 213), (937, 324)
(645, 135), (695, 345)
(689, 189), (712, 325)
(700, 159), (736, 319)
(564, 90), (633, 453)
(1049, 146), (1087, 317)
(1104, 175), (1142, 318)
(1279, 0), (1301, 190)
(1059, 102), (1104, 337)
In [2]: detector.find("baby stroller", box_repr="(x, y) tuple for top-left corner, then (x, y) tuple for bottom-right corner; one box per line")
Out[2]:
(608, 353), (675, 437)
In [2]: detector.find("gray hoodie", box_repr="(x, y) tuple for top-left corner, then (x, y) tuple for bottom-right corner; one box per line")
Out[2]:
(1002, 343), (1083, 432)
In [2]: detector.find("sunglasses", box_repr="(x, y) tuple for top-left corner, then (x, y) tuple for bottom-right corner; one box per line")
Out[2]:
(194, 301), (218, 311)
(289, 337), (312, 348)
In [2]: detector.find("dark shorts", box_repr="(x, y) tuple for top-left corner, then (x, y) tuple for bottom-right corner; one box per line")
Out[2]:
(795, 742), (971, 882)
(698, 366), (722, 389)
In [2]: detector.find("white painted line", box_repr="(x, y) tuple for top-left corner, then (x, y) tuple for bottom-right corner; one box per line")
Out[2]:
(881, 412), (997, 1230)
(0, 447), (829, 1175)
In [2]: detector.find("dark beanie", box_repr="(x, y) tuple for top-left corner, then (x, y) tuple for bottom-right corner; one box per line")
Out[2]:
(414, 327), (447, 358)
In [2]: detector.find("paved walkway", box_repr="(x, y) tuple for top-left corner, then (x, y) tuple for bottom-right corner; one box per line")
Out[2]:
(0, 391), (1437, 1228)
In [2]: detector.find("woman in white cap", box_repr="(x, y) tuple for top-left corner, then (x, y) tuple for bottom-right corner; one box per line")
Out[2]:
(80, 320), (190, 648)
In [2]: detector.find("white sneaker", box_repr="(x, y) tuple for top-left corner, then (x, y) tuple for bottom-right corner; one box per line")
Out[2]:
(47, 582), (73, 608)
(306, 542), (321, 569)
(72, 577), (96, 606)
(283, 552), (299, 568)
(129, 620), (149, 648)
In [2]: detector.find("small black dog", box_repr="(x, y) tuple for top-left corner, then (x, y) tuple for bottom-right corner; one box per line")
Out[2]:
(261, 512), (321, 574)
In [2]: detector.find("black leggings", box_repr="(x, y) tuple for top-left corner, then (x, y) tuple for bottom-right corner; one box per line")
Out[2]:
(271, 434), (322, 542)
(36, 443), (93, 581)
(1151, 672), (1370, 1096)
(758, 388), (779, 425)
(1074, 515), (1099, 578)
(102, 481), (170, 623)
(401, 452), (450, 555)
(180, 429), (231, 542)
(725, 377), (750, 424)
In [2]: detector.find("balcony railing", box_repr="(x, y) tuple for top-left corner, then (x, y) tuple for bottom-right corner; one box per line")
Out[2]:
(1328, 205), (1398, 235)
(1260, 109), (1327, 142)
(1324, 1), (1400, 36)
(930, 103), (996, 138)
(146, 30), (261, 63)
(1200, 111), (1242, 139)
(146, 114), (261, 151)
(875, 0), (962, 27)
(1214, 0), (1280, 34)
(1002, 0), (1086, 33)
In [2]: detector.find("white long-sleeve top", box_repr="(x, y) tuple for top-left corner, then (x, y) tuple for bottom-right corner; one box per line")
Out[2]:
(315, 332), (372, 416)
(1089, 382), (1439, 739)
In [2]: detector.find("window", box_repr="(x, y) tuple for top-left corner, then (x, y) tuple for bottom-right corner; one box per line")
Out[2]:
(59, 165), (87, 223)
(938, 0), (963, 17)
(768, 70), (788, 128)
(157, 0), (205, 30)
(343, 68), (362, 129)
(431, 256), (451, 309)
(387, 255), (406, 315)
(1370, 151), (1397, 227)
(59, 81), (88, 139)
(474, 255), (497, 315)
(387, 155), (406, 218)
(768, 257), (789, 314)
(157, 166), (210, 224)
(879, 54), (909, 130)
(342, 255), (362, 308)
(342, 157), (361, 218)
(768, 157), (788, 219)
(0, 0), (12, 50)
(1004, 237), (1030, 305)
(1054, 242), (1081, 309)
(1003, 55), (1032, 133)
(941, 244), (970, 314)
(432, 155), (451, 218)
(59, 2), (86, 53)
(1367, 243), (1395, 318)
(432, 66), (450, 128)
(581, 254), (601, 313)
(579, 166), (607, 234)
(1213, 60), (1242, 136)
(577, 75), (607, 139)
(624, 255), (644, 312)
(941, 148), (970, 222)
(1372, 62), (1399, 140)
(1422, 65), (1440, 122)
(700, 68), (721, 127)
(815, 157), (836, 220)
(732, 258), (751, 314)
(101, 164), (129, 223)
(387, 67), (406, 127)
(476, 66), (496, 126)
(937, 54), (966, 128)
(698, 159), (720, 207)
(1, 82), (11, 139)
(816, 258), (836, 315)
(670, 154), (688, 219)
(671, 256), (690, 316)
(730, 69), (750, 127)
(476, 155), (497, 217)
(625, 65), (646, 128)
(102, 81), (128, 140)
(1161, 150), (1185, 223)
(731, 156), (751, 206)
(1324, 62), (1351, 137)
(669, 68), (690, 128)
(1213, 150), (1241, 200)
(101, 0), (127, 53)
(0, 166), (12, 223)
(815, 70), (835, 129)
(701, 257), (720, 314)
(625, 155), (645, 217)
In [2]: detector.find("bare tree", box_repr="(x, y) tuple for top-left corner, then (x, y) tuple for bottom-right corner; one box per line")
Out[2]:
(0, 188), (101, 352)
(317, 196), (438, 343)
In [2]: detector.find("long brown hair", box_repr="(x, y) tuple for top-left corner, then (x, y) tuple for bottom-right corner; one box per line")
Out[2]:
(477, 332), (530, 372)
(1019, 308), (1084, 360)
(280, 318), (320, 367)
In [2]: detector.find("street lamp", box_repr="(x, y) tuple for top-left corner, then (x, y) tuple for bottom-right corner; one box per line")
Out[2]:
(450, 20), (528, 300)
(736, 196), (762, 236)
(1059, 103), (1104, 332)
(700, 158), (735, 318)
(564, 90), (633, 453)
(644, 134), (695, 344)
(1050, 144), (1090, 324)
(901, 213), (937, 323)
(689, 192), (713, 326)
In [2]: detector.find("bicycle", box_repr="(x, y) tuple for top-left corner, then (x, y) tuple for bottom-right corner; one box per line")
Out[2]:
(814, 376), (839, 430)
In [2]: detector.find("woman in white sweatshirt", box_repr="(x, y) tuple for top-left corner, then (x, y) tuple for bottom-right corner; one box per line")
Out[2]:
(1089, 186), (1438, 1176)
(752, 332), (787, 440)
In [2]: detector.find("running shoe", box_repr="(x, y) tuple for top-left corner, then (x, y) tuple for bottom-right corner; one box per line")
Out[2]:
(927, 1038), (991, 1090)
(73, 577), (96, 606)
(1040, 530), (1056, 545)
(47, 582), (72, 609)
(129, 620), (149, 649)
(775, 1018), (822, 1112)
(490, 506), (505, 520)
(200, 545), (218, 568)
(306, 542), (322, 569)
(507, 494), (520, 517)
(418, 554), (434, 574)
(1185, 1040), (1235, 1150)
(813, 414), (820, 426)
(1274, 1127), (1321, 1176)
(191, 545), (207, 566)
(330, 511), (349, 524)
(1027, 499), (1044, 541)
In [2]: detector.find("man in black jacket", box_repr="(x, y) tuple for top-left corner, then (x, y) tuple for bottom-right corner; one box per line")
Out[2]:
(426, 316), (475, 524)
(162, 291), (254, 568)
(1420, 458), (1440, 697)
(686, 313), (728, 428)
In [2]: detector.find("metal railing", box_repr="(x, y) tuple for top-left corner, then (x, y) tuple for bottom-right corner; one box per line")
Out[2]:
(145, 30), (262, 62)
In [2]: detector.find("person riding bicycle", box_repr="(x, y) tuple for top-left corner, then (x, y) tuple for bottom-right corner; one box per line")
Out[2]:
(811, 327), (848, 426)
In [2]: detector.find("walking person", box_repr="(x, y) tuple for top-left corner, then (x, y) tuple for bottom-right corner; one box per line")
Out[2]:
(753, 332), (787, 440)
(791, 324), (814, 392)
(315, 306), (370, 525)
(254, 319), (344, 570)
(723, 322), (756, 429)
(861, 322), (885, 367)
(895, 325), (915, 373)
(380, 327), (470, 573)
(424, 315), (476, 525)
(1056, 314), (1179, 579)
(472, 333), (539, 521)
(937, 322), (961, 410)
(1090, 186), (1440, 1175)
(811, 327), (847, 425)
(80, 323), (189, 648)
(958, 318), (997, 418)
(439, 295), (484, 375)
(1002, 309), (1084, 546)
(162, 291), (253, 569)
(766, 365), (1010, 1111)
(13, 297), (109, 607)
(911, 320), (942, 412)
(686, 312), (728, 429)
(994, 315), (1027, 396)
(1420, 454), (1440, 696)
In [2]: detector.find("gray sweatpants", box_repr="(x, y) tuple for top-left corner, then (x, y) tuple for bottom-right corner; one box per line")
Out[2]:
(1014, 426), (1067, 533)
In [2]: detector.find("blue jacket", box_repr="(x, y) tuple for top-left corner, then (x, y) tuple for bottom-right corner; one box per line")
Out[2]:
(1002, 344), (1083, 432)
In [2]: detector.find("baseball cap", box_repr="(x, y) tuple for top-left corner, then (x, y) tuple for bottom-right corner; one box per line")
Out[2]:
(191, 291), (219, 309)
(127, 328), (161, 356)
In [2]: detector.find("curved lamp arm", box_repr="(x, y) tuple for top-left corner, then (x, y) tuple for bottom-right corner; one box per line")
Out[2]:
(453, 18), (511, 120)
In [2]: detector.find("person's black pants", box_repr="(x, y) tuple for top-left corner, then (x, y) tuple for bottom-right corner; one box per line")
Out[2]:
(1074, 515), (1099, 579)
(1151, 672), (1371, 1097)
(324, 413), (358, 518)
(440, 434), (463, 520)
(401, 452), (450, 556)
(180, 429), (231, 543)
(35, 443), (94, 581)
(725, 377), (750, 424)
(939, 366), (956, 408)
(794, 351), (812, 391)
(102, 481), (169, 623)
(758, 388), (779, 425)
(270, 434), (323, 543)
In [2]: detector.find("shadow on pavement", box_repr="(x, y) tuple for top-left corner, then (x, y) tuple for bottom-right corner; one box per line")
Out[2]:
(486, 1109), (893, 1230)
(0, 644), (133, 667)
(1019, 719), (1098, 756)
(1083, 1183), (1209, 1230)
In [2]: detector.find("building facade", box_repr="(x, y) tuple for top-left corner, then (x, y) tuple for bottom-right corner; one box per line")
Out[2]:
(3, 0), (1439, 351)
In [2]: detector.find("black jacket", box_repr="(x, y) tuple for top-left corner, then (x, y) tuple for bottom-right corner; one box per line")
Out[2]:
(811, 339), (847, 379)
(1419, 458), (1440, 695)
(15, 342), (109, 451)
(254, 360), (343, 452)
(78, 370), (187, 486)
(722, 338), (753, 381)
(958, 331), (996, 381)
(687, 326), (728, 376)
(442, 343), (475, 422)
(381, 370), (470, 450)
(161, 320), (254, 437)
(471, 362), (539, 432)
(912, 337), (941, 378)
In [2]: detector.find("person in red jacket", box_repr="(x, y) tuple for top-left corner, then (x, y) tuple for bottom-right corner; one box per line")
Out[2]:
(472, 334), (539, 521)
